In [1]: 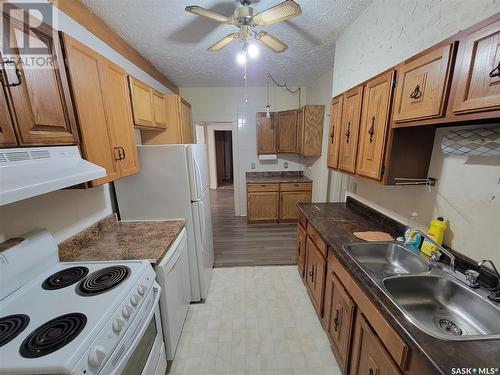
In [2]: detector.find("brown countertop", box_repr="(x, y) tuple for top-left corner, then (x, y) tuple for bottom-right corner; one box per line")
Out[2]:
(59, 214), (185, 264)
(298, 199), (500, 374)
(246, 171), (312, 184)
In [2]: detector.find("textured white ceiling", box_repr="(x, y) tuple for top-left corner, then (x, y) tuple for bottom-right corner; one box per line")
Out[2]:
(81, 0), (371, 87)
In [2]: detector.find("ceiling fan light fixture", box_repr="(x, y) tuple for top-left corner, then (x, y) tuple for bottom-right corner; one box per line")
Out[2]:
(236, 52), (247, 65)
(247, 43), (259, 59)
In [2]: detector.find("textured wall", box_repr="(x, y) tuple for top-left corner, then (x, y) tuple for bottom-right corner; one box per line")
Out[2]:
(330, 0), (500, 264)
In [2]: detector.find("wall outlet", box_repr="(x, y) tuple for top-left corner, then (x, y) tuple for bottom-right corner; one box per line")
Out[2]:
(350, 181), (357, 194)
(284, 162), (288, 169)
(251, 162), (256, 169)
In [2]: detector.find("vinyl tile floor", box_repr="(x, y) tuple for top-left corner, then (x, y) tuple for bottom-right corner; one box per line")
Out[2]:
(168, 266), (341, 375)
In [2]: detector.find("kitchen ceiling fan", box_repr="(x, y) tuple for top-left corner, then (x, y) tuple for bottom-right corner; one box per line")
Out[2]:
(185, 0), (302, 53)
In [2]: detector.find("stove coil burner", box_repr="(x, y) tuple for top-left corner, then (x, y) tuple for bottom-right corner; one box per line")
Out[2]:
(19, 313), (86, 358)
(42, 266), (89, 290)
(0, 314), (30, 347)
(77, 266), (130, 296)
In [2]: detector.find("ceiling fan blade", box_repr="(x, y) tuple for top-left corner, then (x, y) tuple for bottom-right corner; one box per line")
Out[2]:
(256, 31), (288, 53)
(252, 0), (302, 26)
(185, 5), (235, 24)
(208, 33), (239, 52)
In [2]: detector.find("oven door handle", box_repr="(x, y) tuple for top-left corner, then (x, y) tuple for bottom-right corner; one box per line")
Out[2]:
(105, 284), (162, 375)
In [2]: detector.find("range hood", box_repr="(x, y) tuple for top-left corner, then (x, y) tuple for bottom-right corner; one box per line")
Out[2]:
(0, 146), (106, 206)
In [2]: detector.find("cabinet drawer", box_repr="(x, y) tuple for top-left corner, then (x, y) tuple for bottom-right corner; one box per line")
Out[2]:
(247, 183), (280, 192)
(307, 223), (327, 258)
(280, 182), (312, 191)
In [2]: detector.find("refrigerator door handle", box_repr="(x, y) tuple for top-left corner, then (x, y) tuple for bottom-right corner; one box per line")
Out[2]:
(199, 200), (205, 248)
(193, 158), (203, 199)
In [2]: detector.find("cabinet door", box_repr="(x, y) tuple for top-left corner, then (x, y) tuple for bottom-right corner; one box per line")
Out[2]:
(277, 109), (297, 153)
(338, 86), (363, 174)
(302, 105), (324, 156)
(63, 34), (119, 186)
(393, 44), (453, 123)
(0, 82), (17, 146)
(180, 98), (194, 143)
(305, 238), (326, 316)
(99, 58), (140, 178)
(2, 14), (78, 145)
(247, 192), (279, 222)
(129, 76), (155, 128)
(328, 273), (356, 373)
(152, 90), (167, 129)
(327, 96), (343, 169)
(296, 107), (304, 154)
(351, 315), (401, 375)
(280, 191), (311, 221)
(357, 71), (394, 180)
(296, 223), (306, 278)
(453, 19), (500, 114)
(256, 112), (277, 154)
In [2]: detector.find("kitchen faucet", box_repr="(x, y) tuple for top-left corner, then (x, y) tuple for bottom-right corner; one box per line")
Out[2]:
(478, 260), (500, 302)
(406, 228), (456, 270)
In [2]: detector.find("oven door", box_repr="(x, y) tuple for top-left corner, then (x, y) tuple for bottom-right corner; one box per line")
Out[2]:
(99, 284), (166, 375)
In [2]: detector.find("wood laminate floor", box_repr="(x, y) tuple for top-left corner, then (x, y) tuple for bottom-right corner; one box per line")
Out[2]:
(210, 188), (296, 268)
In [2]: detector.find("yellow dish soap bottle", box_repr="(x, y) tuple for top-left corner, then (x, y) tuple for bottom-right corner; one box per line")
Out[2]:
(420, 216), (448, 257)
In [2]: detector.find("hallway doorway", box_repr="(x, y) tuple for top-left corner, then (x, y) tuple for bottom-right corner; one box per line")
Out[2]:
(214, 130), (233, 189)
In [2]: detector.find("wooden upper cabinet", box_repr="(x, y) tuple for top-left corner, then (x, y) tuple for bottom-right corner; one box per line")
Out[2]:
(393, 43), (454, 123)
(453, 19), (500, 114)
(1, 11), (78, 145)
(98, 58), (140, 178)
(357, 71), (394, 181)
(301, 105), (325, 156)
(128, 76), (156, 128)
(328, 273), (356, 373)
(180, 98), (194, 143)
(256, 112), (277, 154)
(327, 96), (343, 169)
(338, 86), (363, 174)
(141, 94), (194, 144)
(63, 34), (120, 186)
(152, 89), (167, 129)
(277, 109), (298, 153)
(296, 107), (304, 154)
(0, 83), (17, 146)
(351, 315), (401, 375)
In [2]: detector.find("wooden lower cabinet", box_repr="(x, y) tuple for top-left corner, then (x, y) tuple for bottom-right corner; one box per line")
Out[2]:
(351, 314), (401, 375)
(280, 191), (311, 221)
(296, 223), (306, 278)
(326, 273), (356, 373)
(247, 191), (279, 223)
(305, 238), (326, 316)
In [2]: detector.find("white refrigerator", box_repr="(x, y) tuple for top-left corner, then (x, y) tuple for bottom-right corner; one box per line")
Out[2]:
(114, 144), (214, 301)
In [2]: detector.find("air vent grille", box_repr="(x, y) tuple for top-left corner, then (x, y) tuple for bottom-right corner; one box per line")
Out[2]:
(0, 149), (52, 163)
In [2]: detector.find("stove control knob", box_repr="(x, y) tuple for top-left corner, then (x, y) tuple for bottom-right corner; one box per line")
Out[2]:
(112, 318), (125, 333)
(122, 304), (133, 319)
(137, 284), (146, 296)
(88, 346), (106, 367)
(130, 294), (140, 306)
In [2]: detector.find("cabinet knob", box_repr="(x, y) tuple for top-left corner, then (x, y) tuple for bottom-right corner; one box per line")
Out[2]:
(409, 84), (421, 99)
(368, 116), (375, 143)
(489, 61), (500, 78)
(333, 309), (340, 332)
(345, 122), (351, 144)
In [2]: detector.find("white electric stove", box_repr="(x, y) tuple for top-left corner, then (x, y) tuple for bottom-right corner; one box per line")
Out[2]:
(0, 230), (167, 375)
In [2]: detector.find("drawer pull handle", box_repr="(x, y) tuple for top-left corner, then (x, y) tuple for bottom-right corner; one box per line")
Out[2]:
(368, 116), (375, 143)
(1, 60), (22, 87)
(489, 61), (500, 78)
(330, 127), (334, 144)
(409, 84), (421, 99)
(333, 309), (340, 332)
(368, 369), (374, 375)
(345, 121), (351, 144)
(114, 147), (121, 161)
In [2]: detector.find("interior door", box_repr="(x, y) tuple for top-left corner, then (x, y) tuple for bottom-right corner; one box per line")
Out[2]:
(327, 96), (343, 169)
(62, 34), (119, 186)
(338, 86), (363, 174)
(99, 57), (140, 178)
(356, 71), (394, 180)
(2, 11), (78, 145)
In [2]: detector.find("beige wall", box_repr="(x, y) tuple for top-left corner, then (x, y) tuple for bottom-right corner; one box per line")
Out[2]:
(329, 0), (500, 264)
(0, 1), (171, 243)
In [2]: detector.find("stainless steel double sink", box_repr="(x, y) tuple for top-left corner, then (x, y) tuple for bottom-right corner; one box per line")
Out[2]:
(345, 242), (500, 341)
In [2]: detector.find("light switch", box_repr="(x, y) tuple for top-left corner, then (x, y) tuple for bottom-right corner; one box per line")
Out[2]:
(284, 162), (288, 169)
(251, 162), (256, 169)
